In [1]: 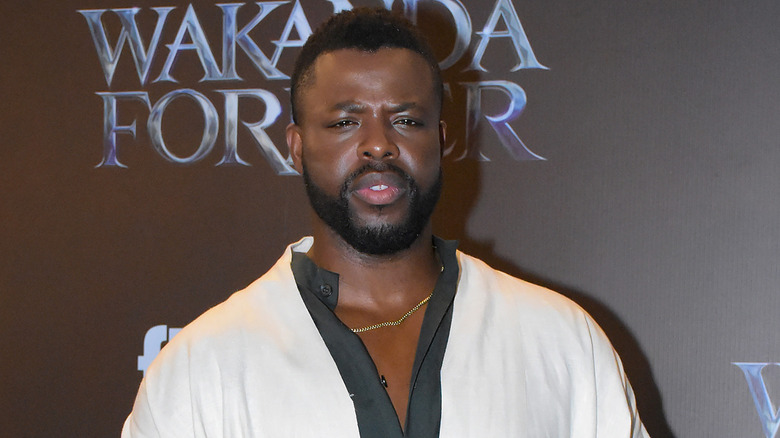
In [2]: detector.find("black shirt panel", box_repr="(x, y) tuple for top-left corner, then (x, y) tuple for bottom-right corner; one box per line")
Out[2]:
(295, 279), (402, 437)
(403, 237), (459, 437)
(290, 251), (340, 311)
(290, 237), (459, 438)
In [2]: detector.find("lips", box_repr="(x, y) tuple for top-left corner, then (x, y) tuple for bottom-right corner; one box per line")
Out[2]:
(350, 171), (407, 206)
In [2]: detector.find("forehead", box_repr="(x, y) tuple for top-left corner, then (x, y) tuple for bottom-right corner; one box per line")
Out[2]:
(298, 48), (438, 114)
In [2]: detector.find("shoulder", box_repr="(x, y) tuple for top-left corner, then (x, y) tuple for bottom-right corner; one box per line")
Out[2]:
(139, 237), (316, 385)
(443, 252), (647, 437)
(455, 251), (587, 322)
(123, 238), (318, 436)
(452, 250), (614, 362)
(167, 237), (315, 349)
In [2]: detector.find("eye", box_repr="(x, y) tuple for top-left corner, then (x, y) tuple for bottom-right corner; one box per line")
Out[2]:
(394, 118), (423, 127)
(329, 119), (357, 128)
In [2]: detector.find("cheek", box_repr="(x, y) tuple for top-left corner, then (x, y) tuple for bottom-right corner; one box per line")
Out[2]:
(306, 150), (354, 179)
(301, 140), (354, 187)
(305, 127), (396, 173)
(405, 137), (442, 179)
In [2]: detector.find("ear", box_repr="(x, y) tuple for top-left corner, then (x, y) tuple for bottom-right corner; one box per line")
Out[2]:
(438, 120), (447, 157)
(286, 122), (304, 174)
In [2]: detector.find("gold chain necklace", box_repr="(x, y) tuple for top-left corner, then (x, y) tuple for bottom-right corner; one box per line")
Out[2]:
(350, 291), (434, 333)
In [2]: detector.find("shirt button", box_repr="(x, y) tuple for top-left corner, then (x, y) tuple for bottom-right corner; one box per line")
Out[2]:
(319, 284), (332, 297)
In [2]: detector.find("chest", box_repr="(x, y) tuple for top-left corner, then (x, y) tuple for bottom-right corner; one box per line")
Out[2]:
(354, 309), (426, 427)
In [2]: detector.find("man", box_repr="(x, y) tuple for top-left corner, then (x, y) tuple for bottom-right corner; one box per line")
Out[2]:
(123, 9), (648, 438)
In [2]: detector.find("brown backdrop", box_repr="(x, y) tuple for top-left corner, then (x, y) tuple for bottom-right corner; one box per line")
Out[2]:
(3, 0), (780, 436)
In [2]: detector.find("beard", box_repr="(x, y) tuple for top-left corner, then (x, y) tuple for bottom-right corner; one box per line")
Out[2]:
(302, 161), (442, 256)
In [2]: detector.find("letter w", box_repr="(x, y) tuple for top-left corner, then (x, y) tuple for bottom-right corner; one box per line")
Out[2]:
(79, 7), (174, 86)
(735, 362), (780, 438)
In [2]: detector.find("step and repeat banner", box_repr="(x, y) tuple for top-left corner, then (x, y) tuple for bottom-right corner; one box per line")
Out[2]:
(2, 0), (780, 436)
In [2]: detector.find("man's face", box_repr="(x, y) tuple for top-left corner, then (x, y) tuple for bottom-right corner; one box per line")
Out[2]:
(287, 48), (445, 255)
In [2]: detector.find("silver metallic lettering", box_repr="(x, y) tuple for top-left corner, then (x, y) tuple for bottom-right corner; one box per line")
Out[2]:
(147, 89), (219, 164)
(270, 0), (314, 69)
(735, 362), (780, 438)
(461, 80), (544, 161)
(96, 91), (152, 168)
(217, 3), (243, 81)
(79, 7), (174, 86)
(467, 0), (547, 72)
(216, 89), (295, 175)
(400, 0), (471, 70)
(325, 0), (354, 13)
(156, 5), (224, 82)
(84, 2), (551, 169)
(219, 1), (289, 81)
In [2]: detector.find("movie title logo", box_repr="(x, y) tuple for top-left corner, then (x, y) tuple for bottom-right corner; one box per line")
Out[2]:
(79, 0), (548, 172)
(735, 362), (780, 438)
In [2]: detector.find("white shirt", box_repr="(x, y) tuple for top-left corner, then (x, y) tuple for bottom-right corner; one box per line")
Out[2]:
(123, 237), (648, 437)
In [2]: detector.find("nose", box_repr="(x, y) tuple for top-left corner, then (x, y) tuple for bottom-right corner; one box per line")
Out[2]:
(357, 121), (399, 161)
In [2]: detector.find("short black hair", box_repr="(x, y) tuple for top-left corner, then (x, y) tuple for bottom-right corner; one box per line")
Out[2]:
(290, 8), (442, 124)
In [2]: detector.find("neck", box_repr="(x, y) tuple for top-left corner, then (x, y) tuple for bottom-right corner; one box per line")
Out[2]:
(307, 222), (440, 307)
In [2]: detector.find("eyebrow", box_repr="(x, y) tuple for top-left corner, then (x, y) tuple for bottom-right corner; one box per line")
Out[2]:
(387, 102), (417, 113)
(331, 102), (418, 113)
(333, 102), (365, 113)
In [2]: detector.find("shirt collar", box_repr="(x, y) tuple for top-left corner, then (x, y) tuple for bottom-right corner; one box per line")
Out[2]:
(290, 236), (459, 312)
